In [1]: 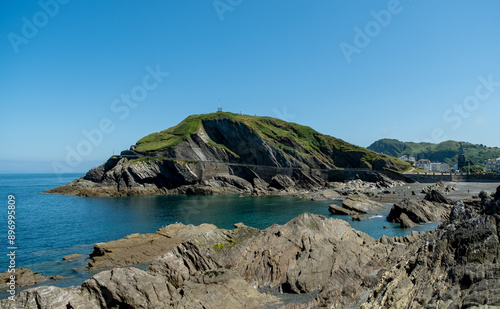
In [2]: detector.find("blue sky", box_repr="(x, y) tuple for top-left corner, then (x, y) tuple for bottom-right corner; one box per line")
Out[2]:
(1, 1), (500, 173)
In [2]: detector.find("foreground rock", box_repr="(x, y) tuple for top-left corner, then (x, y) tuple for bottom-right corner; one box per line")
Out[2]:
(89, 222), (259, 269)
(361, 195), (500, 308)
(3, 214), (393, 308)
(89, 232), (183, 268)
(4, 190), (500, 308)
(0, 268), (61, 288)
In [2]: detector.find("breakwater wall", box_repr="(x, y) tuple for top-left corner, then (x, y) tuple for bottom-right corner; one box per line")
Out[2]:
(404, 173), (500, 183)
(188, 162), (399, 183)
(189, 161), (500, 184)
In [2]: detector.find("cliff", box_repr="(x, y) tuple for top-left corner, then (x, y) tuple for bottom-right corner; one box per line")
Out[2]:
(47, 112), (409, 196)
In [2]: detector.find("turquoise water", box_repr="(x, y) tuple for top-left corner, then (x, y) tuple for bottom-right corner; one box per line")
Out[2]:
(0, 173), (438, 296)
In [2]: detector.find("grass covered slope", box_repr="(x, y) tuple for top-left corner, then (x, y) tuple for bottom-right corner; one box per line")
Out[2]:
(368, 138), (500, 167)
(133, 112), (409, 171)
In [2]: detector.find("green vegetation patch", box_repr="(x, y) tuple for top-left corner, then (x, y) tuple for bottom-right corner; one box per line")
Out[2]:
(133, 112), (409, 171)
(212, 238), (240, 251)
(128, 157), (171, 163)
(368, 139), (500, 168)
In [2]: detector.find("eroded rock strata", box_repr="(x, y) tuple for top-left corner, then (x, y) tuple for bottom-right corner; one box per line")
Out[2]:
(4, 187), (499, 308)
(46, 113), (408, 197)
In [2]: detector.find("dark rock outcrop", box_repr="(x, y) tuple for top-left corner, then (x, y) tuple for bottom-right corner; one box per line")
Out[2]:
(386, 198), (452, 228)
(268, 174), (295, 190)
(424, 189), (451, 204)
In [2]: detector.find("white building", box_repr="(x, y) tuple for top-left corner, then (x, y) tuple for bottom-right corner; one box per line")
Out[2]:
(416, 159), (449, 172)
(399, 155), (416, 163)
(417, 159), (431, 171)
(486, 158), (500, 172)
(430, 162), (450, 172)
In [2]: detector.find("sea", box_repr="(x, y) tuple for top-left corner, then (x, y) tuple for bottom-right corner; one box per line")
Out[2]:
(0, 173), (439, 298)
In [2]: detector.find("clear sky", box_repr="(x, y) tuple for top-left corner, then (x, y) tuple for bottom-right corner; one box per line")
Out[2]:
(1, 1), (500, 173)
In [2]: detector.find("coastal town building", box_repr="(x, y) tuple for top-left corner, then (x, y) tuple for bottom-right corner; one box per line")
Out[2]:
(416, 159), (450, 172)
(486, 158), (500, 173)
(430, 162), (450, 173)
(417, 159), (431, 171)
(399, 155), (416, 164)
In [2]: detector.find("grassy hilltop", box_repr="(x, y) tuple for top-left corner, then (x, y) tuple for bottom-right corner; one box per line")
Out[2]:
(132, 112), (409, 171)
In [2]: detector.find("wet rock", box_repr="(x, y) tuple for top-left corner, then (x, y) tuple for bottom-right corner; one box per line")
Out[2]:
(62, 254), (84, 261)
(352, 214), (370, 221)
(341, 196), (388, 214)
(0, 268), (61, 288)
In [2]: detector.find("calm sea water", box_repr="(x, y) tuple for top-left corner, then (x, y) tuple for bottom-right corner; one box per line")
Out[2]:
(0, 173), (438, 297)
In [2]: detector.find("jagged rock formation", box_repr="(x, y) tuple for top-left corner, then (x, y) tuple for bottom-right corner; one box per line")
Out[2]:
(386, 190), (453, 228)
(88, 222), (260, 269)
(421, 181), (457, 194)
(3, 214), (393, 308)
(361, 194), (500, 308)
(46, 112), (408, 197)
(3, 189), (500, 308)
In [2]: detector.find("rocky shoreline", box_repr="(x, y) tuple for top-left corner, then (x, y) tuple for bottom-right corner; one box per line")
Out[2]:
(3, 183), (500, 308)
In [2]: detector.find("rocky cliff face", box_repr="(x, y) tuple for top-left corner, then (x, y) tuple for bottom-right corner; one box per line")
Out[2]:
(47, 113), (408, 197)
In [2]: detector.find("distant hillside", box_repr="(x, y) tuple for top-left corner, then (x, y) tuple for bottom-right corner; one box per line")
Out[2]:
(368, 139), (500, 167)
